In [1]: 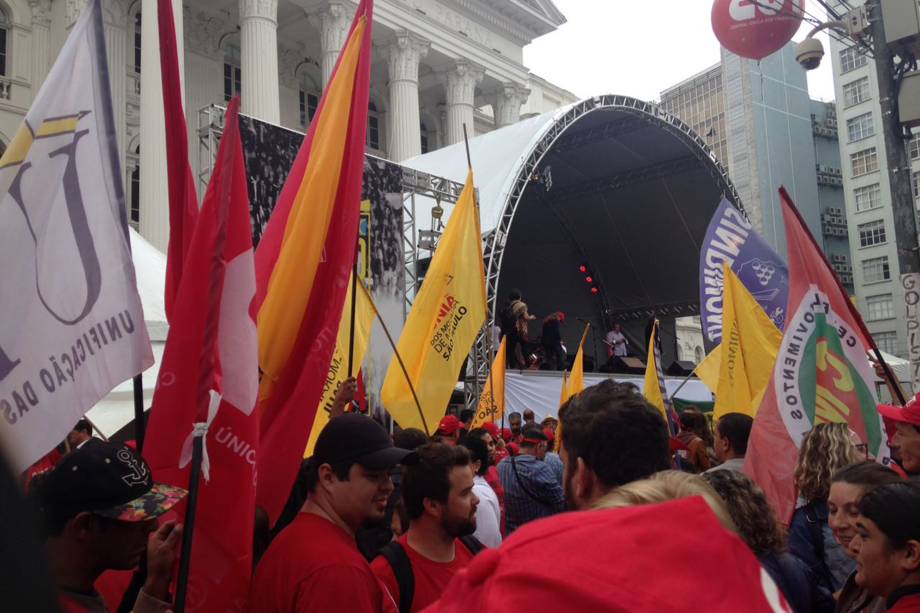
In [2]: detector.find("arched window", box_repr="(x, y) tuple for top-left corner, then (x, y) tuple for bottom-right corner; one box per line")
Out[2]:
(0, 7), (9, 77)
(223, 41), (241, 102)
(133, 10), (142, 74)
(130, 145), (140, 229)
(694, 346), (704, 363)
(298, 71), (319, 129)
(420, 122), (429, 154)
(367, 102), (380, 150)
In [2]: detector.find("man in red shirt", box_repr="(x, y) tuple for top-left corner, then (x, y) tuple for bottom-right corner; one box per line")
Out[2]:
(371, 443), (481, 612)
(250, 414), (415, 612)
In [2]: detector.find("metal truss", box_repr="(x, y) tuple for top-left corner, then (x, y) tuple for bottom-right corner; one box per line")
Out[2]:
(464, 94), (744, 408)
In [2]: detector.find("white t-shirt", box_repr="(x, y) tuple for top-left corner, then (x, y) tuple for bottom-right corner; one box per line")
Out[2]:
(472, 475), (502, 548)
(606, 330), (627, 357)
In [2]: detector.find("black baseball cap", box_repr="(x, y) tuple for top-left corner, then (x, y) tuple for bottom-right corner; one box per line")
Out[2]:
(313, 413), (416, 470)
(37, 441), (186, 522)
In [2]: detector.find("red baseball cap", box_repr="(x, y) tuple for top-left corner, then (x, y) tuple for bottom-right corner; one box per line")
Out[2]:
(878, 395), (920, 427)
(500, 427), (513, 442)
(422, 497), (791, 613)
(438, 414), (463, 436)
(542, 428), (555, 443)
(481, 422), (500, 440)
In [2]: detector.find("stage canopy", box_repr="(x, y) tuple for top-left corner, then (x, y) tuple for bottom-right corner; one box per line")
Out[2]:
(404, 94), (743, 359)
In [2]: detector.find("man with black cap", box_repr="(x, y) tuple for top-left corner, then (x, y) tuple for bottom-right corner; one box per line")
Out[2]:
(32, 440), (187, 612)
(250, 414), (415, 612)
(496, 424), (564, 534)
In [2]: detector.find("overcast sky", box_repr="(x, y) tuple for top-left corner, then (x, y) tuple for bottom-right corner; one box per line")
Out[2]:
(524, 1), (837, 104)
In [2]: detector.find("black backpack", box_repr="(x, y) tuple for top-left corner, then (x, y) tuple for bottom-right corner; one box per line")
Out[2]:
(378, 536), (485, 613)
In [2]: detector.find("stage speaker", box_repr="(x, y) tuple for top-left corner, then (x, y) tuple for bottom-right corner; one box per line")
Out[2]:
(606, 356), (646, 375)
(667, 360), (696, 377)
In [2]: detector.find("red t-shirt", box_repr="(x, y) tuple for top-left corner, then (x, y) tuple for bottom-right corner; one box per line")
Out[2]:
(370, 534), (475, 613)
(249, 513), (397, 613)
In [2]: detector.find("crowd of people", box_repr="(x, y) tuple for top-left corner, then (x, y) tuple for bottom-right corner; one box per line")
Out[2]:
(6, 378), (920, 612)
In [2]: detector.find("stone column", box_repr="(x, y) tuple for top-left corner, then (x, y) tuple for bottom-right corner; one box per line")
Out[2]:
(493, 82), (530, 128)
(443, 60), (483, 146)
(139, 0), (184, 253)
(103, 8), (128, 184)
(310, 2), (351, 88)
(386, 32), (428, 162)
(28, 0), (51, 93)
(239, 0), (280, 123)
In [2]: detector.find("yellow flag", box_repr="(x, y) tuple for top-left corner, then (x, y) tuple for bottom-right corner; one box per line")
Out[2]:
(695, 345), (721, 394)
(304, 275), (375, 456)
(560, 324), (590, 405)
(380, 170), (487, 434)
(472, 338), (506, 428)
(643, 321), (669, 421)
(714, 264), (783, 419)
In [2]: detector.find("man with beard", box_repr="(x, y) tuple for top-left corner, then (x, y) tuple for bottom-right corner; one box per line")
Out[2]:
(251, 414), (414, 612)
(558, 379), (671, 510)
(371, 443), (482, 612)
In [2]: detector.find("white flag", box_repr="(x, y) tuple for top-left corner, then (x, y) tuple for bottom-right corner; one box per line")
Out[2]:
(0, 0), (153, 472)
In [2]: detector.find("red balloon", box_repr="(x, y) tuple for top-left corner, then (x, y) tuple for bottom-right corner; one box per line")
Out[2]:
(711, 0), (805, 60)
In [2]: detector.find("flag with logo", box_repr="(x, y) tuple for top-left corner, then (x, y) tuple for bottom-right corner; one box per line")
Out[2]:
(643, 320), (678, 433)
(380, 169), (487, 434)
(560, 324), (589, 405)
(713, 264), (783, 419)
(699, 198), (788, 352)
(159, 0), (199, 322)
(304, 274), (375, 456)
(0, 0), (152, 472)
(143, 98), (259, 612)
(253, 0), (373, 523)
(472, 337), (506, 428)
(744, 187), (890, 522)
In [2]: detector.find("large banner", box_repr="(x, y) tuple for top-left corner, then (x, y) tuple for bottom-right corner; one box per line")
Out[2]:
(699, 198), (788, 352)
(237, 116), (405, 409)
(0, 0), (152, 472)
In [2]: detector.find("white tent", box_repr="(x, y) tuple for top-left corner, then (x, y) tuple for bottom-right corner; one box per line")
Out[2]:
(85, 228), (167, 438)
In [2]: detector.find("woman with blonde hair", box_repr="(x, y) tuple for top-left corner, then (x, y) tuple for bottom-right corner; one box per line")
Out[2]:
(788, 423), (860, 605)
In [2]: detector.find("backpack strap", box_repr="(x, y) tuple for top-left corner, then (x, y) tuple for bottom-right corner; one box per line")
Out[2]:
(378, 541), (414, 613)
(459, 534), (485, 556)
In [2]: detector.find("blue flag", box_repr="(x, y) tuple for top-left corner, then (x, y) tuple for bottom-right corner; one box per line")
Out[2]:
(699, 199), (787, 352)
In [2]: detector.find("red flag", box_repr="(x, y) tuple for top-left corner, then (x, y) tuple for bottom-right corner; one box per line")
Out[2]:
(158, 0), (199, 322)
(143, 98), (259, 612)
(744, 187), (890, 522)
(253, 0), (373, 523)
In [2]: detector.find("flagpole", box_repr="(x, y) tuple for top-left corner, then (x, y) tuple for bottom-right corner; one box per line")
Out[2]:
(347, 246), (359, 378)
(362, 281), (428, 434)
(133, 374), (145, 451)
(779, 187), (906, 406)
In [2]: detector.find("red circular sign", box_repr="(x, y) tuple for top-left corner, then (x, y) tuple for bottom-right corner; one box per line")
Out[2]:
(712, 0), (805, 60)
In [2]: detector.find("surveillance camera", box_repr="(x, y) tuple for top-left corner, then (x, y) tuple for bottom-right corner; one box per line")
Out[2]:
(796, 38), (825, 71)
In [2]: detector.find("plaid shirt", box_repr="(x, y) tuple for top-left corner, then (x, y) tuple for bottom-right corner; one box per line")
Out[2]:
(497, 454), (565, 534)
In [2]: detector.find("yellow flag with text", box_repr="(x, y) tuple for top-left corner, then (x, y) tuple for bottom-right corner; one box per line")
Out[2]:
(714, 264), (783, 419)
(695, 345), (721, 394)
(560, 324), (590, 405)
(643, 321), (669, 421)
(304, 275), (375, 456)
(472, 338), (506, 428)
(381, 170), (487, 433)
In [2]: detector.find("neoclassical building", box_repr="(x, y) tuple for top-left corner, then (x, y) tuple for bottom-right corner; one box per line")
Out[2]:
(0, 0), (576, 252)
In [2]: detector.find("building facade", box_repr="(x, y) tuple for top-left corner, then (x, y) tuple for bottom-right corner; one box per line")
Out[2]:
(827, 0), (908, 358)
(0, 0), (576, 255)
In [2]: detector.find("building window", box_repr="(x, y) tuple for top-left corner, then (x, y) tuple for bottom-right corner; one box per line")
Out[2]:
(694, 346), (704, 363)
(910, 134), (920, 161)
(367, 102), (380, 150)
(842, 77), (870, 107)
(840, 45), (868, 73)
(223, 42), (241, 102)
(914, 172), (920, 199)
(866, 294), (895, 321)
(847, 112), (875, 142)
(133, 11), (142, 74)
(857, 219), (886, 247)
(851, 147), (878, 177)
(874, 331), (899, 355)
(862, 256), (891, 283)
(854, 184), (881, 212)
(420, 122), (429, 154)
(299, 90), (318, 129)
